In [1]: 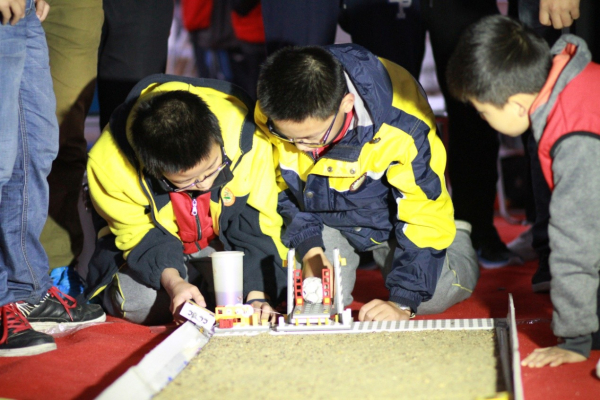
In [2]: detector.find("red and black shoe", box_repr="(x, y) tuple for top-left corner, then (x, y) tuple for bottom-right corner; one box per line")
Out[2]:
(0, 303), (56, 357)
(17, 286), (106, 330)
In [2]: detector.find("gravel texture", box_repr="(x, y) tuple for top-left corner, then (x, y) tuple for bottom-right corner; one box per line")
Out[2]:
(157, 329), (502, 400)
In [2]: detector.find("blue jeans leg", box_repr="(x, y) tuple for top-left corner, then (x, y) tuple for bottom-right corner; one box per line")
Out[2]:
(0, 0), (59, 306)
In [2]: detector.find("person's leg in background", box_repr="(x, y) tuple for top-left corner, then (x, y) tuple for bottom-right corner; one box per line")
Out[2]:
(0, 0), (59, 308)
(424, 0), (520, 268)
(97, 0), (174, 130)
(577, 0), (600, 63)
(507, 0), (563, 290)
(0, 0), (59, 355)
(229, 41), (266, 100)
(41, 0), (104, 297)
(339, 0), (426, 78)
(261, 0), (339, 54)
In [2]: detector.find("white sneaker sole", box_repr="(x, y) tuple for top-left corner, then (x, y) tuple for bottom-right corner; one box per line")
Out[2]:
(0, 342), (57, 357)
(29, 314), (107, 331)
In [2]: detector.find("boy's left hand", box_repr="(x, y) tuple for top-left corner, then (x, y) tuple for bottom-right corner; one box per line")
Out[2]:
(247, 300), (276, 324)
(359, 299), (412, 322)
(521, 346), (586, 367)
(246, 290), (276, 324)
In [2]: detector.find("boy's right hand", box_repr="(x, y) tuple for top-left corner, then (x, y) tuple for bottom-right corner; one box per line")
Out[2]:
(0, 0), (26, 25)
(161, 268), (206, 322)
(302, 247), (334, 297)
(302, 247), (333, 279)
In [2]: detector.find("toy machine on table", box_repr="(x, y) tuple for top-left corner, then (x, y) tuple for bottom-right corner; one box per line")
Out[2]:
(276, 248), (353, 332)
(181, 248), (353, 334)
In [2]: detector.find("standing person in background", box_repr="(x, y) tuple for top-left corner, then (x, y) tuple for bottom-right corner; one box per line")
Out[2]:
(97, 0), (174, 130)
(0, 0), (105, 357)
(181, 0), (266, 100)
(40, 0), (104, 297)
(181, 0), (237, 83)
(340, 0), (521, 269)
(229, 0), (266, 99)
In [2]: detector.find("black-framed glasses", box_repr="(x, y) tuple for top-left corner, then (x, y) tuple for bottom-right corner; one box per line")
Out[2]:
(162, 147), (230, 193)
(172, 160), (229, 192)
(266, 110), (340, 149)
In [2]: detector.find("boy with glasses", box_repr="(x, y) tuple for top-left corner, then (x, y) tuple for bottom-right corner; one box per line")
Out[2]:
(255, 45), (479, 321)
(86, 75), (287, 325)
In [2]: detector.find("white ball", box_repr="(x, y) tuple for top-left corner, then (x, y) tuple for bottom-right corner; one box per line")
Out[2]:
(302, 277), (323, 304)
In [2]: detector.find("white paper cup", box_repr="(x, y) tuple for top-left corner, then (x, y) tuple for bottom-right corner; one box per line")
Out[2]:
(210, 251), (244, 306)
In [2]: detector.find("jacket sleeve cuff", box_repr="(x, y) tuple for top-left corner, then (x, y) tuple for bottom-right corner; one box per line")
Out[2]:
(295, 235), (325, 261)
(558, 334), (593, 358)
(388, 294), (419, 314)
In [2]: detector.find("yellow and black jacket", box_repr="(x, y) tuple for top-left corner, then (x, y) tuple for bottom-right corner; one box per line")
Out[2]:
(255, 44), (455, 311)
(87, 75), (287, 302)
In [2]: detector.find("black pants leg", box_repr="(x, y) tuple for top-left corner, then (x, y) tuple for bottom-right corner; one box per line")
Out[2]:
(423, 0), (501, 249)
(97, 0), (174, 129)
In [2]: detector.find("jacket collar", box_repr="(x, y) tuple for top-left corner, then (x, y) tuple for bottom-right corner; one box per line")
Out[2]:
(530, 34), (592, 142)
(319, 45), (393, 162)
(326, 44), (393, 135)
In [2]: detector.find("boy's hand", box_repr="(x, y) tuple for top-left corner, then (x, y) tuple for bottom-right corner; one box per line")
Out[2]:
(302, 247), (334, 297)
(34, 0), (49, 22)
(161, 268), (206, 323)
(248, 300), (276, 324)
(0, 0), (25, 25)
(246, 291), (276, 324)
(539, 0), (580, 29)
(359, 299), (412, 322)
(302, 247), (333, 278)
(521, 346), (586, 367)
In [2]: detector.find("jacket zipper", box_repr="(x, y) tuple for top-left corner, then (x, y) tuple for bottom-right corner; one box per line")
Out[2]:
(191, 196), (203, 250)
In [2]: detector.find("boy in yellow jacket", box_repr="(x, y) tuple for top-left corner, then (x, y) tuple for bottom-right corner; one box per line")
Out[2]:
(86, 75), (287, 325)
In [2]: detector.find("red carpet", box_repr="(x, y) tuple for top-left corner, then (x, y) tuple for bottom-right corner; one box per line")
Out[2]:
(350, 218), (600, 400)
(1, 217), (599, 399)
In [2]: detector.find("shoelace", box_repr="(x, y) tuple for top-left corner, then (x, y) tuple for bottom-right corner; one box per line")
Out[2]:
(0, 304), (32, 344)
(48, 286), (77, 321)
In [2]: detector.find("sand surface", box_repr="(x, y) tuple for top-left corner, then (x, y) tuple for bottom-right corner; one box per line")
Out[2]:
(157, 329), (502, 400)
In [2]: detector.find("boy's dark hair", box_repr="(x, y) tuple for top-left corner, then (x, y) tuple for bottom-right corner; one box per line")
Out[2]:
(257, 46), (348, 121)
(130, 90), (223, 177)
(447, 15), (551, 107)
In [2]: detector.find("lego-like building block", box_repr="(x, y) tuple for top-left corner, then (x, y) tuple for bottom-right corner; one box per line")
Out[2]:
(294, 269), (304, 306)
(322, 269), (331, 305)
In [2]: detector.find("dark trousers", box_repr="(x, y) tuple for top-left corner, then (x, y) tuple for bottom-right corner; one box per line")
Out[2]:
(97, 0), (174, 129)
(341, 0), (502, 248)
(41, 0), (104, 270)
(261, 0), (339, 54)
(509, 0), (564, 261)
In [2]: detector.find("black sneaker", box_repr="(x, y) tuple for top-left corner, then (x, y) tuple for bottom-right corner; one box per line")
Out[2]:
(531, 253), (551, 293)
(477, 240), (523, 269)
(17, 286), (106, 330)
(0, 303), (56, 357)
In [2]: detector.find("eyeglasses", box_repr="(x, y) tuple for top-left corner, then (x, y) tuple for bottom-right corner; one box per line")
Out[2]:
(169, 159), (230, 192)
(266, 110), (339, 149)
